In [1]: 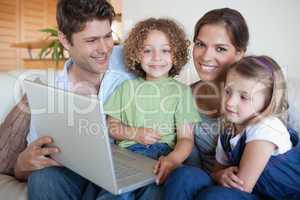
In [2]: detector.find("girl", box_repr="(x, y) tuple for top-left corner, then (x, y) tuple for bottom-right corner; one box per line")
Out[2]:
(103, 18), (200, 199)
(165, 56), (300, 200)
(205, 55), (300, 199)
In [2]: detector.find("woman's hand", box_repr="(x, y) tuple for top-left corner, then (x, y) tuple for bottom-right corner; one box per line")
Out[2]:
(14, 136), (61, 180)
(153, 155), (180, 184)
(212, 166), (244, 191)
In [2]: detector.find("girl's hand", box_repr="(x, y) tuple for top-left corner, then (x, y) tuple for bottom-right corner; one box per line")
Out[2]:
(212, 166), (244, 191)
(133, 127), (161, 145)
(153, 155), (180, 184)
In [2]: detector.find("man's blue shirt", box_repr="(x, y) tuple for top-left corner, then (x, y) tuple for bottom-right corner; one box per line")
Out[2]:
(27, 46), (134, 143)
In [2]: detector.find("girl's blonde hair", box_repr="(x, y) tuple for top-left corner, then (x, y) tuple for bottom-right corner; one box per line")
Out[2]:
(227, 55), (288, 124)
(124, 18), (190, 78)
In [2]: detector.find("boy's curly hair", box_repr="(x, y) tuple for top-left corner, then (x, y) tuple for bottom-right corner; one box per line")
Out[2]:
(124, 18), (190, 78)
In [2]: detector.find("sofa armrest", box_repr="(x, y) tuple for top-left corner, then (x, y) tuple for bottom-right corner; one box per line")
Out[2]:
(0, 174), (27, 200)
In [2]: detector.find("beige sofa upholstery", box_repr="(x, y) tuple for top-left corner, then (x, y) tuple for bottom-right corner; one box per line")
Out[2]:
(0, 71), (28, 200)
(0, 174), (27, 200)
(0, 69), (57, 200)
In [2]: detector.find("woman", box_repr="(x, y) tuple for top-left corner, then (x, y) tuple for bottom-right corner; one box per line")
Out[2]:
(186, 7), (248, 173)
(164, 7), (250, 200)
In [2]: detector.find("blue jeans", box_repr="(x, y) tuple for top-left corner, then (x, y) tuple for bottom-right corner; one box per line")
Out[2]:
(164, 165), (259, 200)
(127, 143), (172, 159)
(97, 143), (172, 200)
(196, 186), (260, 200)
(164, 165), (213, 200)
(28, 166), (101, 200)
(96, 184), (163, 200)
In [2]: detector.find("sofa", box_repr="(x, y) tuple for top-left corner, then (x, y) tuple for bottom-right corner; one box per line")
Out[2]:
(0, 69), (299, 200)
(0, 69), (58, 200)
(0, 70), (28, 200)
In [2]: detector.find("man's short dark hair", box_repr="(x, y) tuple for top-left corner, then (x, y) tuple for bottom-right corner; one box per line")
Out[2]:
(56, 0), (115, 44)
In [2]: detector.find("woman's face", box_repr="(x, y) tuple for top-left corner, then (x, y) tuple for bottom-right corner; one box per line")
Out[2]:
(193, 24), (244, 82)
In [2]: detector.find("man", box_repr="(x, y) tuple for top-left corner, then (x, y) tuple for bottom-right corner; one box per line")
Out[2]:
(12, 0), (156, 199)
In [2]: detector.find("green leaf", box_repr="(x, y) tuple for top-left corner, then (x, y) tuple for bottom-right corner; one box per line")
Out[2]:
(38, 46), (48, 59)
(37, 27), (65, 63)
(39, 28), (58, 37)
(44, 48), (52, 57)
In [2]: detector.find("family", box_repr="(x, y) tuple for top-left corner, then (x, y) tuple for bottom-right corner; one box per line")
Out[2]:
(12, 0), (300, 199)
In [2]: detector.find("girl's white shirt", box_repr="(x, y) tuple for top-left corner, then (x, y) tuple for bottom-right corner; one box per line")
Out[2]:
(216, 116), (293, 166)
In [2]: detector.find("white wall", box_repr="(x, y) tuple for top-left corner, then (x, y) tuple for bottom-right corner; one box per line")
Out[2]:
(122, 0), (300, 108)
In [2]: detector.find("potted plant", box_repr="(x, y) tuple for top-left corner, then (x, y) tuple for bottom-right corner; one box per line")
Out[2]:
(12, 27), (67, 69)
(38, 27), (66, 67)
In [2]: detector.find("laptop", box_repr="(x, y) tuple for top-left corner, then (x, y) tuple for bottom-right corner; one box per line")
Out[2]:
(23, 79), (157, 195)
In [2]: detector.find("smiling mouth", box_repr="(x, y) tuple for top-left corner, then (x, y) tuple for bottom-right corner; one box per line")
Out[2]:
(199, 63), (218, 72)
(91, 55), (107, 63)
(149, 65), (164, 69)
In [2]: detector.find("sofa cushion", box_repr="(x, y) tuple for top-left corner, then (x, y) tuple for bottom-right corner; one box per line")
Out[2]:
(0, 95), (30, 175)
(0, 72), (23, 123)
(0, 174), (27, 200)
(287, 78), (300, 134)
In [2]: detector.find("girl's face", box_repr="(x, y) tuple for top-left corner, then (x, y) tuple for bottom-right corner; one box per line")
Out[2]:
(139, 30), (173, 80)
(223, 70), (268, 125)
(193, 24), (244, 82)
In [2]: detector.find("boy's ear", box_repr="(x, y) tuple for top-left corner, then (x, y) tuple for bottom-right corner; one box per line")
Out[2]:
(58, 31), (71, 51)
(137, 54), (143, 64)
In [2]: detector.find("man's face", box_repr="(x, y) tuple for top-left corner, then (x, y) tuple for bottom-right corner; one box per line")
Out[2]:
(62, 19), (114, 74)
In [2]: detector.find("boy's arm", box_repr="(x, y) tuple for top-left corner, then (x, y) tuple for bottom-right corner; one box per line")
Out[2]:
(165, 123), (194, 164)
(154, 123), (194, 184)
(236, 140), (275, 192)
(106, 116), (134, 140)
(106, 116), (160, 145)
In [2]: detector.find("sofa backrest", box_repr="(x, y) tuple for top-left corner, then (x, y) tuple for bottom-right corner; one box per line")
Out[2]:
(0, 70), (60, 123)
(0, 72), (22, 123)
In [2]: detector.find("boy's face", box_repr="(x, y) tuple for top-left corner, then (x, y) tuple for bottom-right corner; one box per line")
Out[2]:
(139, 30), (173, 80)
(223, 70), (268, 125)
(60, 19), (114, 75)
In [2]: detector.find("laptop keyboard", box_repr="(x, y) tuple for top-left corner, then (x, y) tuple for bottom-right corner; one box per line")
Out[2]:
(112, 149), (142, 180)
(113, 159), (141, 180)
(112, 148), (137, 162)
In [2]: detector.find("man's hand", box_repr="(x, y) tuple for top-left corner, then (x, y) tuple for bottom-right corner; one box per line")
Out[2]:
(132, 127), (161, 145)
(212, 166), (244, 191)
(14, 136), (61, 180)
